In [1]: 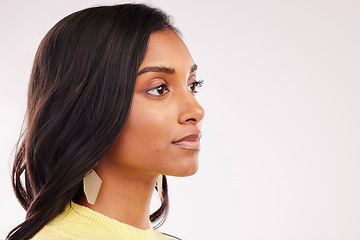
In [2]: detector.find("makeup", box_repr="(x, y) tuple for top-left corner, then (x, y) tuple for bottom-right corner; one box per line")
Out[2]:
(172, 133), (202, 150)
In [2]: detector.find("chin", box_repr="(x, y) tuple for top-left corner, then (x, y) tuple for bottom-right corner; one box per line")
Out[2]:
(169, 158), (199, 177)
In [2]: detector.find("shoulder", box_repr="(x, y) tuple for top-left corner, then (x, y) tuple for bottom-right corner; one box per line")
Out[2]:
(154, 231), (176, 240)
(31, 226), (70, 240)
(30, 204), (79, 240)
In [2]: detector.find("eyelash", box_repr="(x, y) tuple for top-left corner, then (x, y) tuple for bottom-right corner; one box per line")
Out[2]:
(188, 79), (204, 94)
(147, 79), (204, 96)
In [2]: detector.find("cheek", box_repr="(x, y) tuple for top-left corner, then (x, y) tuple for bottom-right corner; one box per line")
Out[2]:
(107, 100), (175, 172)
(129, 103), (174, 152)
(105, 96), (199, 177)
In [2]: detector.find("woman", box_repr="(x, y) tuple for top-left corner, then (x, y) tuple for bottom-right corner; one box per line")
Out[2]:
(7, 3), (204, 240)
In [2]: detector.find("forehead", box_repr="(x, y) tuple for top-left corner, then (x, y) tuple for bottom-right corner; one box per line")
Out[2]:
(140, 29), (195, 70)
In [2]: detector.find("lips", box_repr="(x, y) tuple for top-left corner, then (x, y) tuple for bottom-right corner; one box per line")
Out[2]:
(172, 133), (202, 150)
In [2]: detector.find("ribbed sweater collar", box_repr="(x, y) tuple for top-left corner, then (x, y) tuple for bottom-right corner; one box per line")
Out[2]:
(49, 201), (166, 239)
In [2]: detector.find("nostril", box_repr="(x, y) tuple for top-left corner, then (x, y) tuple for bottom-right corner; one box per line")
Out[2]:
(185, 117), (197, 123)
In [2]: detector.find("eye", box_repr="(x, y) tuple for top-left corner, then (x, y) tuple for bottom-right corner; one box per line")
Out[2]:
(147, 84), (170, 96)
(188, 79), (204, 94)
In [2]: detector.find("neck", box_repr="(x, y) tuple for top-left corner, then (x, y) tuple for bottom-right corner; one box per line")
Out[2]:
(78, 159), (158, 230)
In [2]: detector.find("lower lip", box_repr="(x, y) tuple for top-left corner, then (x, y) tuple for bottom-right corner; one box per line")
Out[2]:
(172, 140), (201, 150)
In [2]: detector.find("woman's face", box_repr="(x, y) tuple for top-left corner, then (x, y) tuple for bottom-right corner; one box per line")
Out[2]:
(104, 29), (205, 178)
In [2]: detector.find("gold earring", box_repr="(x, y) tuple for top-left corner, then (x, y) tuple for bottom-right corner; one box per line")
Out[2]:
(156, 175), (163, 199)
(83, 170), (102, 205)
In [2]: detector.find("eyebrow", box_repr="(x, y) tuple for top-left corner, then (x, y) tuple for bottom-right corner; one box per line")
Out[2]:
(137, 64), (198, 76)
(190, 64), (198, 73)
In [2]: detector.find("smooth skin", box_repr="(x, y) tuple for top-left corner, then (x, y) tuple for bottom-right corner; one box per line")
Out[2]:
(79, 29), (205, 230)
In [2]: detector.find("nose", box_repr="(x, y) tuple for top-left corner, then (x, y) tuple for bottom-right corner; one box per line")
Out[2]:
(178, 92), (205, 124)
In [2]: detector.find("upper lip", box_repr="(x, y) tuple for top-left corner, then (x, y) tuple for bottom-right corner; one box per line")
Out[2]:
(173, 133), (202, 143)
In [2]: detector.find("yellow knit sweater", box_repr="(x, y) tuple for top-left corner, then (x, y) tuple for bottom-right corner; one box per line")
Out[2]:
(31, 202), (169, 240)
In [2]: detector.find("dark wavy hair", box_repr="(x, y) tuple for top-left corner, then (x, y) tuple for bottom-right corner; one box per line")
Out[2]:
(7, 4), (178, 240)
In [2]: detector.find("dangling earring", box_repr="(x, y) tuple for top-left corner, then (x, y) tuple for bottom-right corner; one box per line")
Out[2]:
(156, 175), (163, 199)
(83, 170), (102, 205)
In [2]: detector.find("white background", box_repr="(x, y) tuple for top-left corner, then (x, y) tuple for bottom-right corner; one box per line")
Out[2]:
(1, 0), (360, 239)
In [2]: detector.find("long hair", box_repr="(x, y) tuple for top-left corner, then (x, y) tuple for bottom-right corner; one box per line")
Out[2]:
(7, 4), (177, 240)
